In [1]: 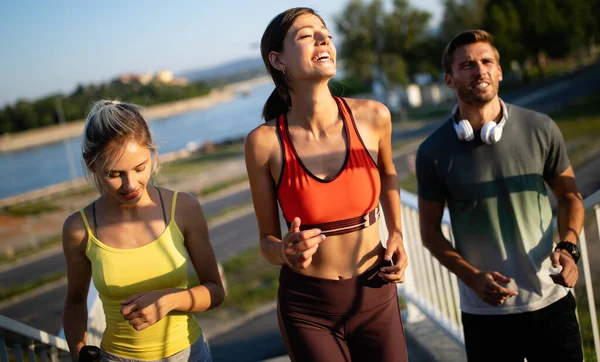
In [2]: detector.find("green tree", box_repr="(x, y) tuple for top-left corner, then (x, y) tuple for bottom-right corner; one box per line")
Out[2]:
(385, 0), (434, 80)
(0, 110), (12, 134)
(439, 0), (488, 43)
(335, 0), (436, 95)
(11, 101), (38, 131)
(437, 0), (599, 77)
(335, 0), (383, 86)
(1, 75), (212, 134)
(484, 1), (525, 72)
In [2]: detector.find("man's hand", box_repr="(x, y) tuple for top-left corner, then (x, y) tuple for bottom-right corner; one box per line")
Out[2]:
(466, 271), (518, 306)
(550, 250), (579, 288)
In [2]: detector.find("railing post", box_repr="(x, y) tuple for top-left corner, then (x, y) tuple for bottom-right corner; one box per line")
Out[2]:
(28, 340), (37, 362)
(398, 205), (425, 323)
(50, 346), (59, 362)
(0, 337), (9, 362)
(591, 204), (600, 362)
(13, 342), (24, 362)
(40, 347), (49, 362)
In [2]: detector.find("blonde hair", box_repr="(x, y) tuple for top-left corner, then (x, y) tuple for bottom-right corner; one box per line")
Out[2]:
(82, 100), (159, 193)
(442, 29), (500, 75)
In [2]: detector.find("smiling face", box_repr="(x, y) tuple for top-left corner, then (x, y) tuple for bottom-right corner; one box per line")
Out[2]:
(93, 141), (153, 205)
(270, 13), (337, 82)
(445, 42), (503, 105)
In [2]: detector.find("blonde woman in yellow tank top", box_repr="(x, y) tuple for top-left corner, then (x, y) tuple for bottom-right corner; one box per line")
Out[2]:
(61, 100), (224, 362)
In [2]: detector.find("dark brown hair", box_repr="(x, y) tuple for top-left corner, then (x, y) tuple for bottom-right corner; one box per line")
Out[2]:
(442, 29), (500, 75)
(260, 7), (326, 121)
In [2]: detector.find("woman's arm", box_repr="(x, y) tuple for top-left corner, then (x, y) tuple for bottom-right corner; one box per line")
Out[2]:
(162, 192), (226, 312)
(120, 192), (225, 331)
(370, 102), (408, 283)
(244, 125), (287, 265)
(61, 212), (92, 362)
(244, 125), (323, 269)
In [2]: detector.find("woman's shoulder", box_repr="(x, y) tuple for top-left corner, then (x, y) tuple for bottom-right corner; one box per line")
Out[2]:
(245, 120), (281, 160)
(62, 209), (88, 248)
(246, 119), (279, 142)
(340, 97), (391, 128)
(154, 187), (195, 212)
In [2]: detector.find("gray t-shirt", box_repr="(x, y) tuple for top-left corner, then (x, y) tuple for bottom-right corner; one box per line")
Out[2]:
(416, 103), (570, 315)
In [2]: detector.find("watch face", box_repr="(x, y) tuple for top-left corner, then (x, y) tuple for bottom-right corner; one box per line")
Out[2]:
(558, 241), (580, 263)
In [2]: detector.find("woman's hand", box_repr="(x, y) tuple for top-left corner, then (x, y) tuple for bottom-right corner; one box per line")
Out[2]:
(280, 217), (325, 269)
(120, 290), (173, 331)
(378, 232), (408, 283)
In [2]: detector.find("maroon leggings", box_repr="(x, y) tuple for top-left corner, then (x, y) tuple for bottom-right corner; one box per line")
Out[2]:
(277, 264), (409, 362)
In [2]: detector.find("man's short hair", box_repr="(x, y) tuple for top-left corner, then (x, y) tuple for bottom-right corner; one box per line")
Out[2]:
(442, 29), (500, 75)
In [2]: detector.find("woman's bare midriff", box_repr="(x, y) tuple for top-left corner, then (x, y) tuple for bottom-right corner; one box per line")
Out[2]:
(292, 222), (385, 280)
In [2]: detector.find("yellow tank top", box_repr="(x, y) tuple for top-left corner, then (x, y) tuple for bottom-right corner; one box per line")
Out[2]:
(81, 191), (201, 359)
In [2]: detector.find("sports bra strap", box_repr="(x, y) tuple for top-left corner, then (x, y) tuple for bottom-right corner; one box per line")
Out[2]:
(170, 191), (179, 222)
(286, 206), (380, 237)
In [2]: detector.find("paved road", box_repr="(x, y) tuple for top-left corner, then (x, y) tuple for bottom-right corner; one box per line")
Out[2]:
(503, 59), (600, 115)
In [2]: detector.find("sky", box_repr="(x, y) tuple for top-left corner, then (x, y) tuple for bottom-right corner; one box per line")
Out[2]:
(0, 0), (443, 106)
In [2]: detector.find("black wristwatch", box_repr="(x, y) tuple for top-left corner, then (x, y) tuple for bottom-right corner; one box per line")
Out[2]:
(555, 241), (581, 264)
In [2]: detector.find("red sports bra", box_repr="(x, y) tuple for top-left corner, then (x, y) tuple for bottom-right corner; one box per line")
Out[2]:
(276, 97), (381, 236)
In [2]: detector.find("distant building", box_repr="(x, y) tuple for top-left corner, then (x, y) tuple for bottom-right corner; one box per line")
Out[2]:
(115, 70), (189, 86)
(139, 72), (154, 85)
(155, 70), (174, 84)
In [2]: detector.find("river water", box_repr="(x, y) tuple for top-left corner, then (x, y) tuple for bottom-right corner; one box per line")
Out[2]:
(0, 83), (274, 199)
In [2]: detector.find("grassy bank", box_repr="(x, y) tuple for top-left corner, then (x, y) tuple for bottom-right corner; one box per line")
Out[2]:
(196, 247), (279, 321)
(550, 93), (600, 168)
(0, 235), (61, 265)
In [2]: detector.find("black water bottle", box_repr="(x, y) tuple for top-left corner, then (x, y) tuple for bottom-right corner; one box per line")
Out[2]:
(79, 345), (102, 362)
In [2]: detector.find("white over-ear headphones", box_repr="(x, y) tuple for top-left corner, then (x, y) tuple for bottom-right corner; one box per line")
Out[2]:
(453, 99), (508, 144)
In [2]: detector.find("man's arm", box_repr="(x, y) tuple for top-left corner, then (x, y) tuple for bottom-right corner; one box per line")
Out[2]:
(548, 166), (584, 245)
(419, 198), (478, 282)
(419, 198), (518, 305)
(547, 166), (584, 288)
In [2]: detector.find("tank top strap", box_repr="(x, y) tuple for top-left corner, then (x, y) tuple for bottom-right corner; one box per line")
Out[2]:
(79, 209), (93, 253)
(170, 191), (179, 222)
(79, 209), (92, 233)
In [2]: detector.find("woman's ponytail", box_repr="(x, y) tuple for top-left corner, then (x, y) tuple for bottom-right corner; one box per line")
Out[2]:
(262, 88), (290, 122)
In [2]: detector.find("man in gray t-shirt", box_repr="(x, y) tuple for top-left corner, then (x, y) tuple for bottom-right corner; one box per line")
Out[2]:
(416, 30), (584, 362)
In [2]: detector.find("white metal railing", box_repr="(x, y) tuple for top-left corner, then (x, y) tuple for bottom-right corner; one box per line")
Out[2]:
(56, 282), (106, 348)
(396, 188), (600, 360)
(0, 314), (70, 362)
(0, 282), (104, 362)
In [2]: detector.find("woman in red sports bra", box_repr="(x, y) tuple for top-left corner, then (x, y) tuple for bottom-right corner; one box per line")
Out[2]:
(244, 7), (409, 362)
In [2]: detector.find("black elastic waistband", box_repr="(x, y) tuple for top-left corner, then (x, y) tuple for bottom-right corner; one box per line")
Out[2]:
(285, 206), (380, 237)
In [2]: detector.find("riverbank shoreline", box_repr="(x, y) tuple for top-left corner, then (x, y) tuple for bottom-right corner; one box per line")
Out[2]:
(0, 76), (272, 153)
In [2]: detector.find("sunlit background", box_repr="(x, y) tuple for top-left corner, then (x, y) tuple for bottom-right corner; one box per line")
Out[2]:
(1, 1), (599, 361)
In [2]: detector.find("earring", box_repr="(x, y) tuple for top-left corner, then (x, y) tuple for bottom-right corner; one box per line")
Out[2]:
(282, 69), (286, 75)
